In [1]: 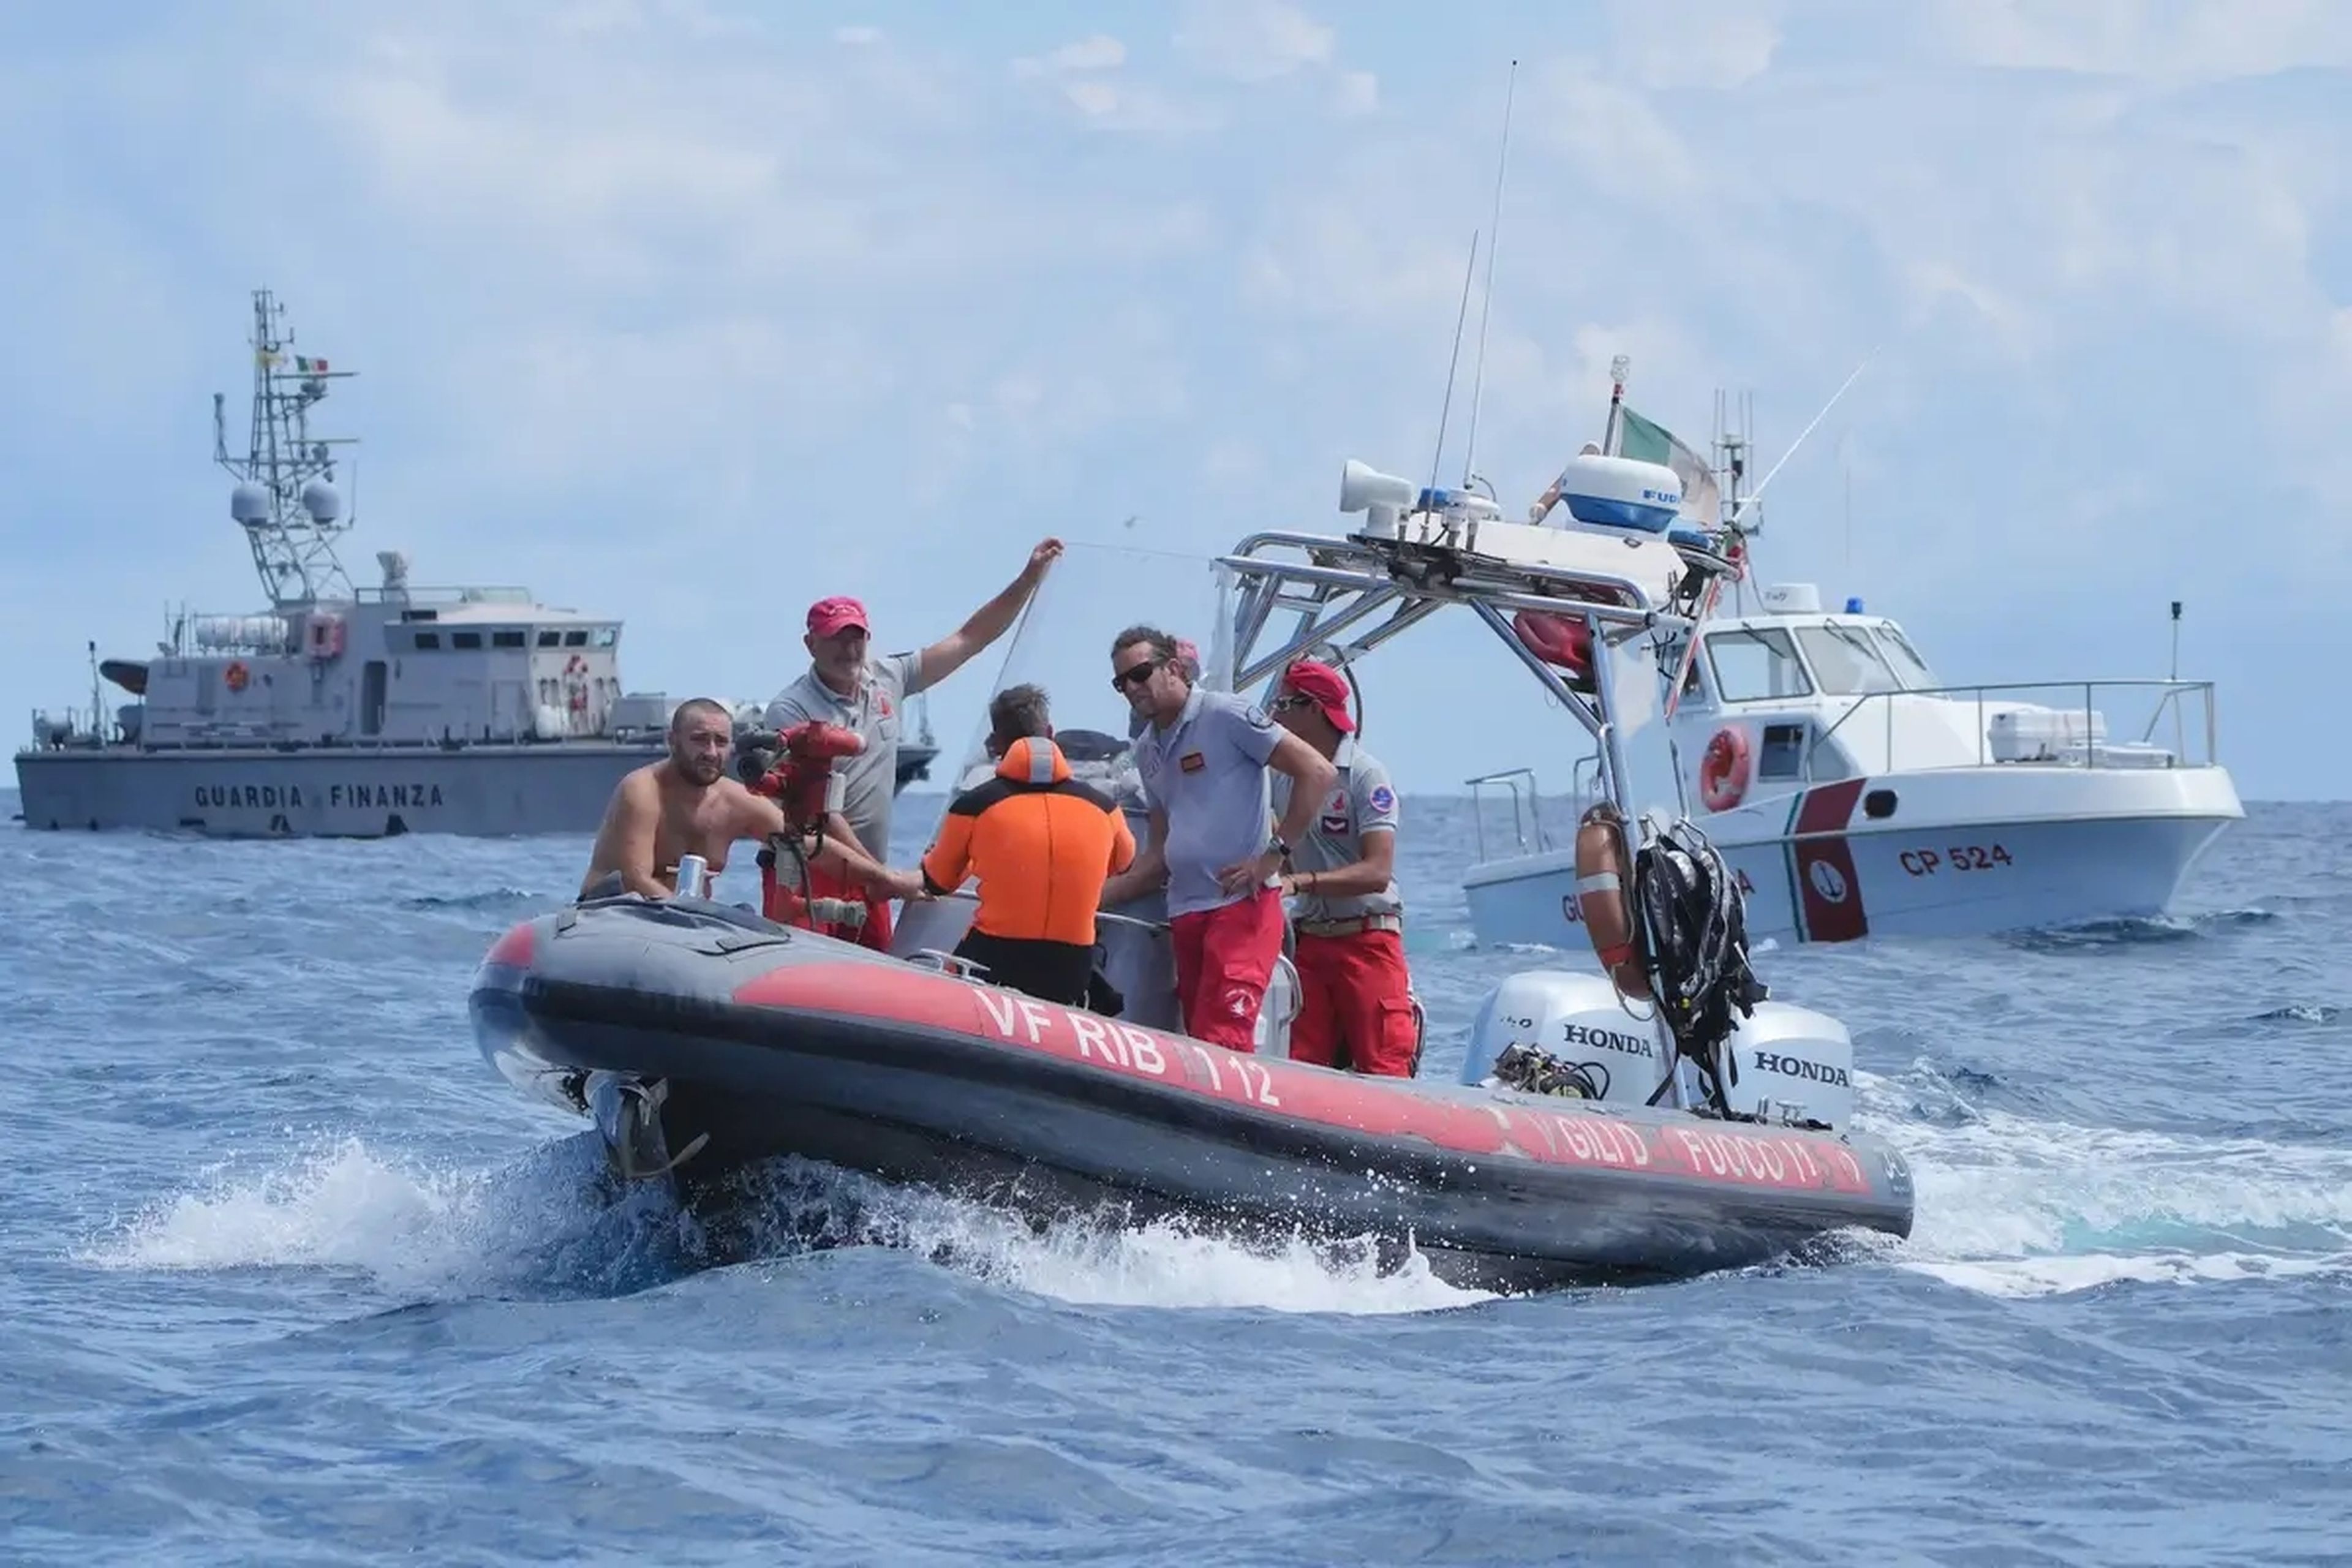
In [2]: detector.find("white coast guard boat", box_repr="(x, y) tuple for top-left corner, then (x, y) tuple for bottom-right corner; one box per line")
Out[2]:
(1460, 393), (2243, 949)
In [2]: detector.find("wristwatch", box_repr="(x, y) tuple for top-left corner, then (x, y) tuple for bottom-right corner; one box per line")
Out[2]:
(1269, 835), (1291, 862)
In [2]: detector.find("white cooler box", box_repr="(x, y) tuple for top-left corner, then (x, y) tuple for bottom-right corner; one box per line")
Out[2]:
(1988, 705), (2106, 762)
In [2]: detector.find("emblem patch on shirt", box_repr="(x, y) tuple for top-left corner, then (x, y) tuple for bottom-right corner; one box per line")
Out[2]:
(1369, 784), (1395, 813)
(1180, 750), (1207, 774)
(1320, 789), (1350, 836)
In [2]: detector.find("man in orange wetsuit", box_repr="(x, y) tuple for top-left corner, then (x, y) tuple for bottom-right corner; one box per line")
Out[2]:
(1267, 660), (1419, 1077)
(761, 539), (1063, 949)
(915, 684), (1136, 1006)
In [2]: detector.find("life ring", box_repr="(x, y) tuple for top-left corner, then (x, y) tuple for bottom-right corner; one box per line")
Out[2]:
(1511, 610), (1594, 685)
(565, 654), (587, 676)
(569, 684), (588, 712)
(1698, 726), (1751, 812)
(1572, 802), (1652, 1003)
(224, 660), (250, 693)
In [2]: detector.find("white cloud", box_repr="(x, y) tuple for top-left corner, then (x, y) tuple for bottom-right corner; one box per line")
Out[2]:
(1920, 0), (2352, 84)
(834, 25), (882, 47)
(1174, 0), (1335, 83)
(1330, 69), (1378, 118)
(1050, 35), (1126, 73)
(1606, 0), (1783, 90)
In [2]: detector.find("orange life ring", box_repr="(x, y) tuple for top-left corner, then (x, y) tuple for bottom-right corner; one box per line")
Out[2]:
(1698, 726), (1751, 812)
(565, 654), (587, 676)
(224, 660), (250, 693)
(1572, 802), (1652, 1002)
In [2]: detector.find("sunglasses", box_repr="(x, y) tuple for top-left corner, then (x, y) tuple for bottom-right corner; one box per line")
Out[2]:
(1111, 657), (1162, 692)
(1270, 693), (1314, 711)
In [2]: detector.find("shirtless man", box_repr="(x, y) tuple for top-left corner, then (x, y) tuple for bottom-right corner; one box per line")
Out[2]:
(578, 698), (915, 902)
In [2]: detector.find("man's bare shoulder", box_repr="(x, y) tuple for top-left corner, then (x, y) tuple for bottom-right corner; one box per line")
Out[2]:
(712, 776), (783, 827)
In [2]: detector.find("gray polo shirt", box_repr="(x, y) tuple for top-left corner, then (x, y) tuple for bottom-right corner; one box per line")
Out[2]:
(1270, 737), (1403, 922)
(762, 650), (929, 857)
(1133, 685), (1280, 919)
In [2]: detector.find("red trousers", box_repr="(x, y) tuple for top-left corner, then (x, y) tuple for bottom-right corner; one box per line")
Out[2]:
(1169, 886), (1284, 1051)
(1289, 929), (1418, 1077)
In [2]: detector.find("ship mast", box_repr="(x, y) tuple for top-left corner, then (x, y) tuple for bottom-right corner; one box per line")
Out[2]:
(213, 287), (359, 608)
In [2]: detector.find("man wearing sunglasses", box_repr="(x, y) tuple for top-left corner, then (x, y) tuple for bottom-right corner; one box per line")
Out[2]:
(1266, 660), (1418, 1077)
(761, 537), (1063, 949)
(1099, 625), (1336, 1051)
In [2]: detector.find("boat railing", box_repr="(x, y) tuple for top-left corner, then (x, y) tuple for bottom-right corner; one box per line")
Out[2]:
(353, 585), (537, 606)
(915, 886), (1171, 938)
(1811, 677), (2220, 774)
(1463, 768), (1552, 862)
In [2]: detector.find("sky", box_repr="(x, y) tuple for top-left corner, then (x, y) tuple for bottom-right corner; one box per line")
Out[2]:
(2, 0), (2347, 801)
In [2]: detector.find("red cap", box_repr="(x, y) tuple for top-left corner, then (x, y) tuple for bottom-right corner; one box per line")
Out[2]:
(806, 596), (869, 638)
(1281, 659), (1355, 733)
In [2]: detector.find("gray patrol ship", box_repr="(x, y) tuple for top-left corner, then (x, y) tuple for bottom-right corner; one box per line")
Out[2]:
(13, 288), (935, 838)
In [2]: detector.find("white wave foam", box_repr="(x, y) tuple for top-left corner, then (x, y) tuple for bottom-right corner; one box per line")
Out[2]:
(1853, 1069), (2352, 1298)
(74, 1135), (643, 1297)
(77, 1137), (1494, 1316)
(731, 1159), (1498, 1317)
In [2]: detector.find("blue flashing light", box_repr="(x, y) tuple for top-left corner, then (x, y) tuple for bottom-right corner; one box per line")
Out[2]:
(1844, 596), (1865, 614)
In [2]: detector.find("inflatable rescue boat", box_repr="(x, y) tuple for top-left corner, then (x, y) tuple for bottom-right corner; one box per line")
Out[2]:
(469, 890), (1914, 1292)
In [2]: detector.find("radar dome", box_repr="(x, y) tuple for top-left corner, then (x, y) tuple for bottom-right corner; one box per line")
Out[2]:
(300, 480), (343, 523)
(230, 483), (271, 524)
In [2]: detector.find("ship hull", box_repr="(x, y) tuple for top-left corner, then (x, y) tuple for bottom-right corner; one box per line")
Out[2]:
(12, 742), (939, 838)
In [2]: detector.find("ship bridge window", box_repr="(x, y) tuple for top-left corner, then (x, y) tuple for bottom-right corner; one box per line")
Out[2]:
(492, 630), (526, 649)
(537, 630), (562, 647)
(452, 630), (484, 650)
(1871, 624), (1937, 690)
(563, 630), (588, 647)
(1794, 625), (1902, 696)
(1704, 627), (1813, 703)
(591, 627), (617, 649)
(413, 631), (442, 650)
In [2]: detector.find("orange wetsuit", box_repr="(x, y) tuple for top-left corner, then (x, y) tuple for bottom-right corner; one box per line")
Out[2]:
(920, 736), (1136, 1006)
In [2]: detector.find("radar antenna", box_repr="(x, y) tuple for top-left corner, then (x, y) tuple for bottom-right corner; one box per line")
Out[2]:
(214, 287), (360, 607)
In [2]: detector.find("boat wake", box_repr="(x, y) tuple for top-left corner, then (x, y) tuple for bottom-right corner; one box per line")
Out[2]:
(75, 1134), (1496, 1318)
(1854, 1063), (2352, 1298)
(1998, 907), (2278, 952)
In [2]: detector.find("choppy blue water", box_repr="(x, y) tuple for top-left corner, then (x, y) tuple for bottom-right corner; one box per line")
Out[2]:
(4, 790), (2347, 1566)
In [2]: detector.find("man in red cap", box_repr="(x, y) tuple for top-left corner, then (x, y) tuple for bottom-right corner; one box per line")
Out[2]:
(1267, 658), (1419, 1076)
(762, 538), (1063, 949)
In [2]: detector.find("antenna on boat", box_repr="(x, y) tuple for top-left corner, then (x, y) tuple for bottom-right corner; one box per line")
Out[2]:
(2169, 600), (2182, 680)
(1459, 58), (1519, 496)
(1724, 347), (1876, 532)
(1428, 232), (1481, 494)
(216, 287), (361, 609)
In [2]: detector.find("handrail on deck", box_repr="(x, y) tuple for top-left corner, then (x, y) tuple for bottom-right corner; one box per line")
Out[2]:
(1464, 767), (1552, 861)
(1806, 677), (2218, 772)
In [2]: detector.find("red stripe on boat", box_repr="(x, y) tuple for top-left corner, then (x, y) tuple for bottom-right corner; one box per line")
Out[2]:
(1790, 777), (1870, 944)
(484, 921), (537, 968)
(732, 963), (1874, 1195)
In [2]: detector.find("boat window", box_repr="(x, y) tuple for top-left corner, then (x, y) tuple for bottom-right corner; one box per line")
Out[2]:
(1793, 625), (1902, 695)
(1703, 628), (1814, 702)
(413, 631), (441, 650)
(564, 630), (588, 647)
(452, 630), (484, 650)
(492, 630), (527, 649)
(591, 627), (618, 649)
(1872, 624), (1937, 689)
(537, 630), (562, 647)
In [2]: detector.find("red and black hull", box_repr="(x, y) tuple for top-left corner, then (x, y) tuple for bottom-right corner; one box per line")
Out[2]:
(469, 897), (1914, 1291)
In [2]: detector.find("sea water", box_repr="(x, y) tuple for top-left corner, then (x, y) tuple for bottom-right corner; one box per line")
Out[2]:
(3, 793), (2346, 1564)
